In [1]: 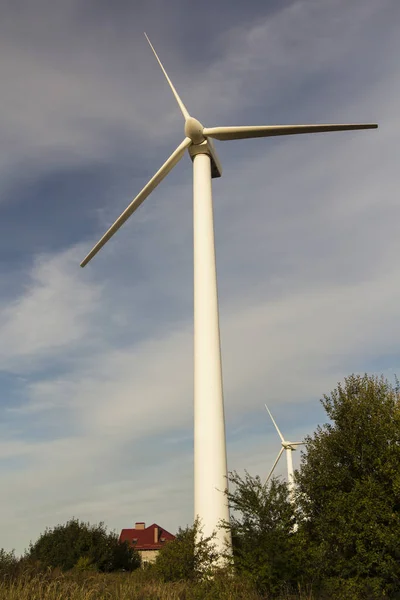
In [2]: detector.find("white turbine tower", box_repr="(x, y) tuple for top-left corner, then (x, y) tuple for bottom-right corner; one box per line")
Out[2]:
(80, 34), (377, 559)
(264, 404), (303, 501)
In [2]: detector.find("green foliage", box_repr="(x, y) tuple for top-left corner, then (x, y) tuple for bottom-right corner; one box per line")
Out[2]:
(0, 549), (17, 570)
(224, 470), (300, 595)
(154, 517), (219, 582)
(0, 548), (19, 581)
(74, 556), (97, 572)
(26, 518), (141, 573)
(296, 373), (400, 598)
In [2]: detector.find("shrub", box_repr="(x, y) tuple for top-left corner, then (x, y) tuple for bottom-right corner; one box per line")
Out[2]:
(26, 518), (141, 573)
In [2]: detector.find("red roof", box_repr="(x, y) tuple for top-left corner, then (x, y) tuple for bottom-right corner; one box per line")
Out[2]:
(119, 522), (175, 550)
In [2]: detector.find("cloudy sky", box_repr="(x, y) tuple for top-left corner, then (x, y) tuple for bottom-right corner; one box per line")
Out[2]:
(1, 0), (399, 554)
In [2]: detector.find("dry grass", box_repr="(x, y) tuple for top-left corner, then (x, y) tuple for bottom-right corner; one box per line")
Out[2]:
(0, 569), (268, 600)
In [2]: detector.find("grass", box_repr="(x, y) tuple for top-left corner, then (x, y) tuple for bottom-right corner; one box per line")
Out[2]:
(0, 568), (306, 600)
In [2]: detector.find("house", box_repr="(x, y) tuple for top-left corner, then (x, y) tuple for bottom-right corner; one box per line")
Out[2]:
(119, 521), (176, 565)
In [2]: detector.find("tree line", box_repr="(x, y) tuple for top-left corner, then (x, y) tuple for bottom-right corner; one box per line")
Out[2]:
(1, 373), (399, 599)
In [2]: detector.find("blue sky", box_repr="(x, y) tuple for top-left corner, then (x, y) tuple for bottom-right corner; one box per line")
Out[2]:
(1, 0), (399, 554)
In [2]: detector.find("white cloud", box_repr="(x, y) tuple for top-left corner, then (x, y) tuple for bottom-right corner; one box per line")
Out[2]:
(0, 247), (102, 371)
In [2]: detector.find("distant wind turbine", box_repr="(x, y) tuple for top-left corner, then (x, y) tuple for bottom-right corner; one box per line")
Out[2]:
(79, 33), (377, 560)
(264, 404), (304, 501)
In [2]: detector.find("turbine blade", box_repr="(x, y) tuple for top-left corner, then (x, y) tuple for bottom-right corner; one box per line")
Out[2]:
(265, 404), (285, 443)
(203, 123), (378, 141)
(265, 447), (285, 484)
(290, 442), (304, 446)
(80, 137), (192, 267)
(144, 33), (190, 120)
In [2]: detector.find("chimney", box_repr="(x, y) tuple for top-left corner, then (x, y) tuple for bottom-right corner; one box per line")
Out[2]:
(135, 522), (145, 530)
(154, 526), (158, 544)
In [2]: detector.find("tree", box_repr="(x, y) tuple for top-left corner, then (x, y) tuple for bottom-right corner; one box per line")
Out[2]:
(296, 374), (400, 598)
(224, 470), (300, 596)
(154, 517), (218, 581)
(26, 518), (140, 572)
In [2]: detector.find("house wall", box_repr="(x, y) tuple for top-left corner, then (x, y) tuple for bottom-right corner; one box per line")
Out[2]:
(139, 549), (159, 565)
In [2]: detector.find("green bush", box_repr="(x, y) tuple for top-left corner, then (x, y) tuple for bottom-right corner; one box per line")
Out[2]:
(74, 556), (98, 572)
(0, 549), (19, 581)
(26, 518), (141, 573)
(224, 471), (300, 596)
(154, 517), (219, 582)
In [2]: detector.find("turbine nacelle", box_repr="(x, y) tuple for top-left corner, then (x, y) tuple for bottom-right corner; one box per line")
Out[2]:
(188, 137), (222, 179)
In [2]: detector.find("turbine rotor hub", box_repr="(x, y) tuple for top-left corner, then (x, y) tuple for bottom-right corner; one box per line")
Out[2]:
(283, 442), (296, 450)
(185, 117), (205, 145)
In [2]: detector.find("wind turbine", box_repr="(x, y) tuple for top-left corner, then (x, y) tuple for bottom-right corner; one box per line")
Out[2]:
(264, 404), (303, 501)
(79, 33), (377, 560)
